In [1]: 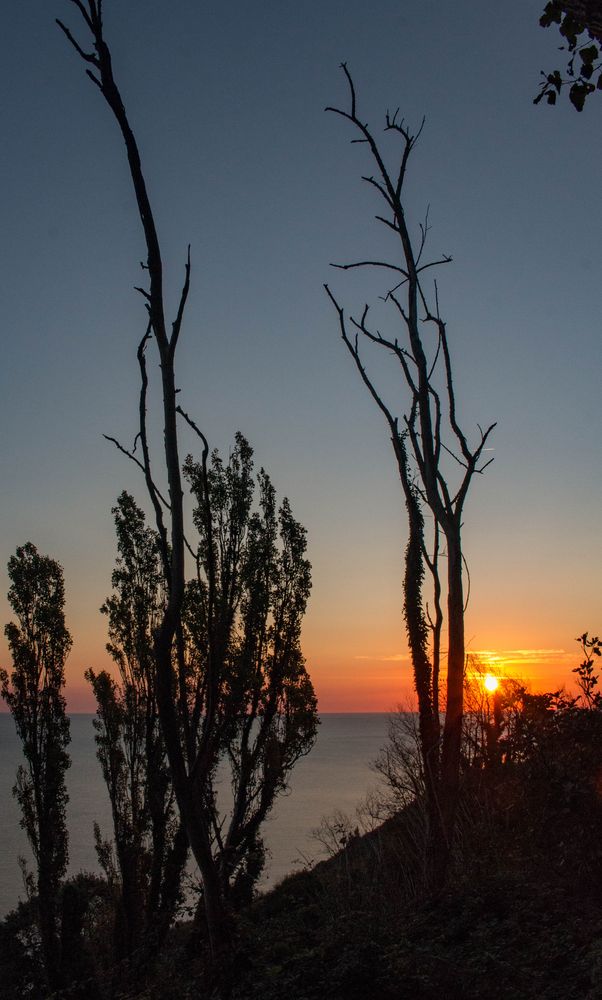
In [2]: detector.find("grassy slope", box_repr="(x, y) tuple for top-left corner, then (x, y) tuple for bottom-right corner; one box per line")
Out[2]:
(4, 711), (602, 999)
(152, 726), (602, 1000)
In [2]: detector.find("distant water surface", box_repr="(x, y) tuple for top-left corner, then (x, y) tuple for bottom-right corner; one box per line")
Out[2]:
(0, 713), (389, 918)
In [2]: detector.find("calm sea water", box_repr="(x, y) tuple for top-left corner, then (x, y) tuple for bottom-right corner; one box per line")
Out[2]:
(0, 713), (389, 918)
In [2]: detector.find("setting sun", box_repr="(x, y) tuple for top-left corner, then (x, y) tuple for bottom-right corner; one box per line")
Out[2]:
(484, 674), (499, 693)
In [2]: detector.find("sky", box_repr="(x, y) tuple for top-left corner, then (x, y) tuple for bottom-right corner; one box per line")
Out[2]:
(0, 1), (600, 712)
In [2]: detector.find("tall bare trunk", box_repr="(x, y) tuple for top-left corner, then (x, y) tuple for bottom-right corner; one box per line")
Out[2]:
(440, 528), (465, 841)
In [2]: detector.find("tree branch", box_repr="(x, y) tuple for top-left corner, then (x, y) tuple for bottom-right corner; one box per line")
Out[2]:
(330, 259), (408, 278)
(175, 405), (209, 455)
(169, 245), (191, 361)
(55, 19), (98, 64)
(324, 286), (398, 434)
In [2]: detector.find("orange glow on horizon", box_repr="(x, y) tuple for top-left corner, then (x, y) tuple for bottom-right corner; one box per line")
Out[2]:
(0, 623), (587, 715)
(55, 645), (585, 714)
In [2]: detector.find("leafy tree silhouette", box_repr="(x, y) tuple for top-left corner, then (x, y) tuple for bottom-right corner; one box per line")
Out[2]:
(87, 492), (187, 965)
(1, 543), (72, 992)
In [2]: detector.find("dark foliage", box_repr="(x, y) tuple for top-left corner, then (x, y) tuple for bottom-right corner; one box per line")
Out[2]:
(86, 449), (318, 979)
(0, 874), (113, 1000)
(64, 643), (601, 999)
(536, 1), (602, 110)
(0, 543), (72, 991)
(87, 492), (187, 967)
(573, 631), (602, 707)
(181, 433), (318, 905)
(220, 687), (602, 1000)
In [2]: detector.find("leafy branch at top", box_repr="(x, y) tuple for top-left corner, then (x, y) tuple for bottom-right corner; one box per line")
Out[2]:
(535, 1), (602, 110)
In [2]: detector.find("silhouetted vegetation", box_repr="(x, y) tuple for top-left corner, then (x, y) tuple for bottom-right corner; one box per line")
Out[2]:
(536, 1), (602, 109)
(55, 1), (320, 967)
(3, 629), (600, 998)
(0, 544), (72, 993)
(181, 433), (317, 914)
(0, 441), (317, 997)
(1, 4), (599, 998)
(57, 0), (227, 955)
(216, 636), (602, 1000)
(87, 491), (187, 967)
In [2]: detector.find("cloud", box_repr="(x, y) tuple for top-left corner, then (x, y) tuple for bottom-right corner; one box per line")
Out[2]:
(512, 649), (566, 657)
(354, 653), (409, 663)
(471, 648), (570, 666)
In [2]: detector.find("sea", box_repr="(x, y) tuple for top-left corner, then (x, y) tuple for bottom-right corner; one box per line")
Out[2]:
(0, 713), (391, 919)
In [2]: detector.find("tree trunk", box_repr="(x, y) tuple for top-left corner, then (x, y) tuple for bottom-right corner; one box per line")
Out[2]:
(38, 860), (61, 992)
(153, 627), (230, 960)
(439, 526), (465, 860)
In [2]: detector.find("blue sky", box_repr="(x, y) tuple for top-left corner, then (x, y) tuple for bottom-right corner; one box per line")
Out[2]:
(1, 1), (600, 708)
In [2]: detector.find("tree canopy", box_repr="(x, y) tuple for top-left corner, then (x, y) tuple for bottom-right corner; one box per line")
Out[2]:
(0, 543), (72, 990)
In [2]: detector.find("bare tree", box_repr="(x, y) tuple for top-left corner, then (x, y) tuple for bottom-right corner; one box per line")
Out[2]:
(57, 2), (317, 963)
(325, 65), (495, 885)
(56, 0), (227, 952)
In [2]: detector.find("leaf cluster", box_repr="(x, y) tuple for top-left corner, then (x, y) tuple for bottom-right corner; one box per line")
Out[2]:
(536, 1), (602, 110)
(572, 631), (602, 707)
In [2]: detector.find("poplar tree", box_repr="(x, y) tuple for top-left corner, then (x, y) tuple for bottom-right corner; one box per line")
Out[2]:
(87, 492), (187, 963)
(182, 433), (318, 909)
(1, 543), (72, 991)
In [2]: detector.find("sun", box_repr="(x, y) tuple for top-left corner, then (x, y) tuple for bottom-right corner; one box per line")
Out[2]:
(484, 674), (499, 693)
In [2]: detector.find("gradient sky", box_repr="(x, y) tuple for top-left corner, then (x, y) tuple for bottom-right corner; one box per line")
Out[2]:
(1, 1), (600, 711)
